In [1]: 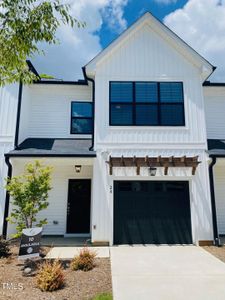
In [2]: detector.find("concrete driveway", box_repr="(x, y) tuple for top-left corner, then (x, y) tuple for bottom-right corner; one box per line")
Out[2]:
(110, 246), (225, 300)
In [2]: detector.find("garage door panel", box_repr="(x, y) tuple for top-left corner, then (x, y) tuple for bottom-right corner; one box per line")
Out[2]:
(114, 181), (192, 245)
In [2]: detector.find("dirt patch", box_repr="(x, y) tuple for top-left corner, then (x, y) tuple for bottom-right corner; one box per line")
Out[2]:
(0, 241), (112, 300)
(203, 245), (225, 263)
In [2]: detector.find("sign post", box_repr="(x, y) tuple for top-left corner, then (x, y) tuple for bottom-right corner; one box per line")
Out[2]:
(18, 227), (42, 260)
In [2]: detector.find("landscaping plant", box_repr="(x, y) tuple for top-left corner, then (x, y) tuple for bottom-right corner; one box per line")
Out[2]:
(71, 247), (97, 271)
(0, 236), (10, 258)
(5, 160), (52, 238)
(36, 260), (65, 292)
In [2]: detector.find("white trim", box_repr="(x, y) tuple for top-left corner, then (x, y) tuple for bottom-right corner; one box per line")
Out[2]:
(95, 142), (207, 150)
(0, 136), (14, 143)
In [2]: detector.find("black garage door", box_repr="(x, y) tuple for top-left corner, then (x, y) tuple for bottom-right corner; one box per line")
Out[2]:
(114, 181), (192, 245)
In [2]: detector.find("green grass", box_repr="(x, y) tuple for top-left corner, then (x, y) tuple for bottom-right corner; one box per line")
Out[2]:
(91, 292), (113, 300)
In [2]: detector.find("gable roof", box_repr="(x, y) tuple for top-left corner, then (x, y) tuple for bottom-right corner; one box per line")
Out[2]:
(85, 12), (215, 80)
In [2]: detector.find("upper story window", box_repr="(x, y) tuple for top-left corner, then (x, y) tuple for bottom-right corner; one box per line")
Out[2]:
(109, 82), (185, 126)
(71, 102), (93, 134)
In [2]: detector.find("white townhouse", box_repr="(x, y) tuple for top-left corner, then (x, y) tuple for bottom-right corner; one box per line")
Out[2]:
(1, 12), (225, 246)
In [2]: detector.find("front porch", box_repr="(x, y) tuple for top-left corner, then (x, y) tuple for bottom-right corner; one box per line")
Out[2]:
(41, 235), (92, 247)
(5, 138), (96, 240)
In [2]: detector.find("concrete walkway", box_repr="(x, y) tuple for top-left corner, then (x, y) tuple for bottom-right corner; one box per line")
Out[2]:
(46, 246), (110, 259)
(110, 246), (225, 300)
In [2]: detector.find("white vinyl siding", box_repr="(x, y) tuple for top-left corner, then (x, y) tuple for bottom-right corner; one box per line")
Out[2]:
(214, 165), (225, 234)
(19, 84), (92, 142)
(204, 87), (225, 139)
(7, 159), (93, 237)
(0, 84), (18, 232)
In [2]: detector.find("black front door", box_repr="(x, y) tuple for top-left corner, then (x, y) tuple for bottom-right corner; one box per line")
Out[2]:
(67, 179), (91, 234)
(114, 181), (192, 245)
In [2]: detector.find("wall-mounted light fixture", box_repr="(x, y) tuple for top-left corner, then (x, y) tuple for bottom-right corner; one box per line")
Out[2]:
(75, 165), (82, 173)
(149, 166), (157, 176)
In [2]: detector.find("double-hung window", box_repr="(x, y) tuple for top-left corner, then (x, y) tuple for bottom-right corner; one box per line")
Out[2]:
(109, 82), (185, 126)
(71, 102), (93, 134)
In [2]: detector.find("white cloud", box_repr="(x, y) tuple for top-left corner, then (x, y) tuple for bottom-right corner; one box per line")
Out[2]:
(154, 0), (178, 4)
(32, 0), (128, 80)
(164, 0), (225, 81)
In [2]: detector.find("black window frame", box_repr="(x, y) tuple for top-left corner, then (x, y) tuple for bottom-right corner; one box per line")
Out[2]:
(109, 81), (185, 127)
(70, 101), (93, 134)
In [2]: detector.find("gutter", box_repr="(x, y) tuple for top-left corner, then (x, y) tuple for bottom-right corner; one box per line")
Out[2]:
(4, 153), (96, 158)
(2, 156), (12, 239)
(82, 67), (95, 151)
(208, 155), (221, 246)
(33, 80), (88, 85)
(14, 81), (23, 148)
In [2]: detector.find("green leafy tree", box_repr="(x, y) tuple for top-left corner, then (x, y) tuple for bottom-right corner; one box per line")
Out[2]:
(0, 0), (84, 86)
(39, 73), (55, 79)
(5, 160), (52, 238)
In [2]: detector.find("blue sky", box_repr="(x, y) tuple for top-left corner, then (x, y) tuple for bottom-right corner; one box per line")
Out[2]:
(33, 0), (225, 81)
(99, 0), (188, 48)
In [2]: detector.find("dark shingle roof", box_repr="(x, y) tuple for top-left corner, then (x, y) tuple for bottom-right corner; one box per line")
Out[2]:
(207, 139), (225, 156)
(5, 138), (95, 157)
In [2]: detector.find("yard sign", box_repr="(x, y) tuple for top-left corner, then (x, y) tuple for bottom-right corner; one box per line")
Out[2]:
(18, 227), (42, 259)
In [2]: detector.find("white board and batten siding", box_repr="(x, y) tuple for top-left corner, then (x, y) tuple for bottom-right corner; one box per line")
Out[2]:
(90, 23), (214, 244)
(91, 149), (213, 245)
(94, 23), (208, 150)
(0, 84), (19, 232)
(19, 84), (92, 144)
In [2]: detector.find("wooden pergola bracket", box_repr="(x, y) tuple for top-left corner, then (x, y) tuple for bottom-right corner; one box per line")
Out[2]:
(106, 155), (201, 176)
(109, 155), (113, 175)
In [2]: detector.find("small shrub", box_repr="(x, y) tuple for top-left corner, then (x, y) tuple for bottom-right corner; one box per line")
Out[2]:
(92, 293), (113, 300)
(36, 260), (65, 292)
(71, 247), (97, 271)
(0, 237), (10, 258)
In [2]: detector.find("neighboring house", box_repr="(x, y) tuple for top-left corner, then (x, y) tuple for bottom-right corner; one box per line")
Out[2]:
(204, 82), (225, 239)
(1, 12), (225, 245)
(0, 84), (19, 232)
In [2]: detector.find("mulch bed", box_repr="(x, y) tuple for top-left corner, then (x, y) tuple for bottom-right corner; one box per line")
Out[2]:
(203, 245), (225, 263)
(0, 241), (112, 300)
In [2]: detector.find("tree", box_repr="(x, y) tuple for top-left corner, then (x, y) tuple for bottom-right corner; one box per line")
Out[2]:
(5, 160), (52, 238)
(0, 0), (84, 86)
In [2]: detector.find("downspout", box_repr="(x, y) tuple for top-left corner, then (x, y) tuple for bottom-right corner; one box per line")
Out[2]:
(82, 67), (95, 151)
(14, 81), (23, 148)
(2, 156), (12, 239)
(209, 156), (220, 246)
